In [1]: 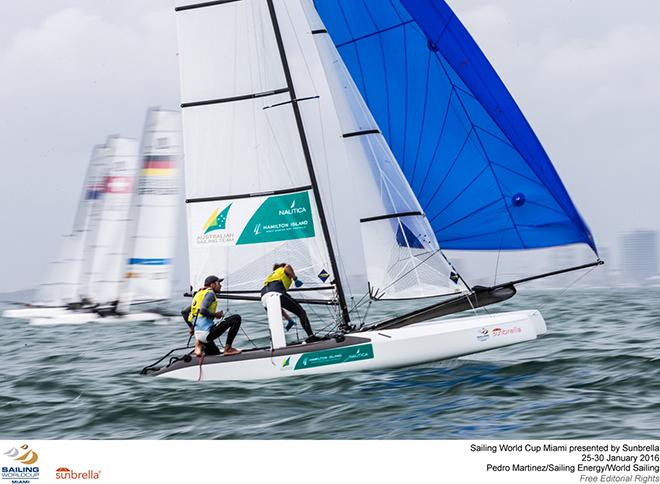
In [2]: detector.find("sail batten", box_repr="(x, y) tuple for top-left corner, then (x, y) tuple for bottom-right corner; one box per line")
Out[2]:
(181, 87), (290, 108)
(186, 185), (313, 204)
(314, 0), (598, 253)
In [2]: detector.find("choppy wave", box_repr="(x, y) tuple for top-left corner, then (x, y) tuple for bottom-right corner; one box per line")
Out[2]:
(1, 288), (659, 439)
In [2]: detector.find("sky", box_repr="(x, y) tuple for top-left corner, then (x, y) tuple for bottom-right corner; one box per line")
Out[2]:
(0, 0), (658, 293)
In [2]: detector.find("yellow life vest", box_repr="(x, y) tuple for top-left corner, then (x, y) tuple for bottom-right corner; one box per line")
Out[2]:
(263, 267), (292, 290)
(188, 288), (217, 324)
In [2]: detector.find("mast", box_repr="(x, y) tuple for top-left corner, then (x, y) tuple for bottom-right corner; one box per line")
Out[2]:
(265, 0), (350, 324)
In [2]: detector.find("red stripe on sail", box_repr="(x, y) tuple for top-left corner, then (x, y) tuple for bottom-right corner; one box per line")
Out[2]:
(143, 160), (175, 169)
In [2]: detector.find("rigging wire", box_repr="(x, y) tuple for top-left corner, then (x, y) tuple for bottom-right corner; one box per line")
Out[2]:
(538, 264), (599, 312)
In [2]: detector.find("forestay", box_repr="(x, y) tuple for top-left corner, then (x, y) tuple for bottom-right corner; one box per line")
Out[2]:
(314, 0), (597, 253)
(38, 144), (109, 306)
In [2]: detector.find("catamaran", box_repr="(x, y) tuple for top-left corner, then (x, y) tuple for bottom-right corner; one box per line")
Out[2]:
(2, 143), (109, 320)
(30, 109), (182, 325)
(144, 0), (601, 380)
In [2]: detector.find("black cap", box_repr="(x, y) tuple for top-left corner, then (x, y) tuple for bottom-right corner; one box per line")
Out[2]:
(204, 275), (223, 286)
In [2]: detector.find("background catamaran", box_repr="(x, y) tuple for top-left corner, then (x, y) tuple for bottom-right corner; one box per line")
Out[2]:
(2, 143), (109, 320)
(31, 108), (182, 325)
(144, 0), (601, 381)
(4, 108), (182, 325)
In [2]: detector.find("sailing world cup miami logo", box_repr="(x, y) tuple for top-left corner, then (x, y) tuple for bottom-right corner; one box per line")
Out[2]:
(2, 443), (40, 482)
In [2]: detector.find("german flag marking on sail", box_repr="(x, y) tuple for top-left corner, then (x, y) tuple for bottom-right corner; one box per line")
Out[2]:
(142, 156), (175, 176)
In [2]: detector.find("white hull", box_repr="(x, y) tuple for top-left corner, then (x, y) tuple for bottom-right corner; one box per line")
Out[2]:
(30, 311), (166, 326)
(2, 307), (69, 320)
(152, 309), (547, 381)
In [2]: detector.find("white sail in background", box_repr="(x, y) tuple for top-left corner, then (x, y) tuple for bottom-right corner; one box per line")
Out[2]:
(176, 1), (335, 295)
(86, 136), (140, 305)
(38, 144), (109, 306)
(120, 108), (181, 307)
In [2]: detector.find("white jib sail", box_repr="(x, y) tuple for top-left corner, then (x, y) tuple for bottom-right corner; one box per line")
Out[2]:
(119, 108), (181, 308)
(176, 0), (336, 297)
(38, 144), (110, 306)
(277, 0), (469, 299)
(86, 136), (140, 305)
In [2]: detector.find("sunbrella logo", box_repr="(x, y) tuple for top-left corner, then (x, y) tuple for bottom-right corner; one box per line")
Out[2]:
(2, 444), (39, 481)
(55, 467), (101, 480)
(492, 326), (522, 337)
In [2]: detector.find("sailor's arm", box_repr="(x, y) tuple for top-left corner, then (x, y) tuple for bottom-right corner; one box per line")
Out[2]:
(181, 306), (194, 334)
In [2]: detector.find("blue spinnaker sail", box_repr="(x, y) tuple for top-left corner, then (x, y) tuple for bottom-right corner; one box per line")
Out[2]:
(314, 0), (596, 253)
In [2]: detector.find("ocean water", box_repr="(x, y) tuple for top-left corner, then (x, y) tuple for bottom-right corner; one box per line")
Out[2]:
(1, 288), (659, 440)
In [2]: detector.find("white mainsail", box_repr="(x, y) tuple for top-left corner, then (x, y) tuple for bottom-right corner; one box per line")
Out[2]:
(120, 108), (181, 307)
(85, 136), (140, 305)
(177, 0), (336, 298)
(37, 144), (109, 306)
(176, 0), (466, 309)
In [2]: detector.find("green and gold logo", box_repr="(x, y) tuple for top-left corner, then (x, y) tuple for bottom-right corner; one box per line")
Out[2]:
(203, 204), (232, 234)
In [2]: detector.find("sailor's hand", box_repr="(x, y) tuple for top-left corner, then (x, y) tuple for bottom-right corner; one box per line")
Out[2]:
(215, 310), (224, 319)
(188, 328), (194, 335)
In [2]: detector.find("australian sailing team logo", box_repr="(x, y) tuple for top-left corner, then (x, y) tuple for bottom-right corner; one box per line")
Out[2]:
(204, 204), (232, 234)
(2, 444), (40, 482)
(194, 192), (316, 247)
(196, 204), (235, 245)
